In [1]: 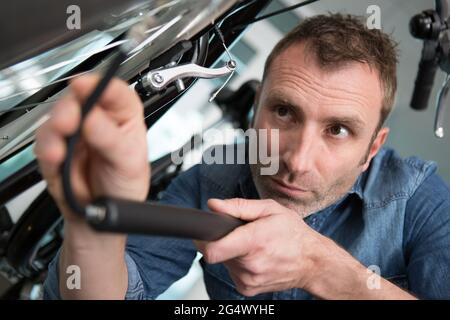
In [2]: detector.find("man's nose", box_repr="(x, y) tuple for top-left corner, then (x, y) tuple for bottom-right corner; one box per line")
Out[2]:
(282, 125), (317, 175)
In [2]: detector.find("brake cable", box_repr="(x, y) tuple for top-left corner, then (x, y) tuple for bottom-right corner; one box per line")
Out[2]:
(61, 16), (156, 216)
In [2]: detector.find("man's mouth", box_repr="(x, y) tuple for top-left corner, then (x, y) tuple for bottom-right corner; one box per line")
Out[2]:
(269, 177), (309, 197)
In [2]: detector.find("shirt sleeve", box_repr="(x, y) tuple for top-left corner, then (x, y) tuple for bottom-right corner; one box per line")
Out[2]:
(43, 164), (202, 300)
(404, 172), (450, 299)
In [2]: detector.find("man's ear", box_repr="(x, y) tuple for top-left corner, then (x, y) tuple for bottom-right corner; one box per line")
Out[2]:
(254, 84), (261, 106)
(361, 127), (390, 172)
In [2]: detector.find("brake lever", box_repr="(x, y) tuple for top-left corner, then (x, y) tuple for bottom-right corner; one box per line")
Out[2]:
(137, 60), (236, 93)
(435, 74), (450, 138)
(136, 24), (237, 99)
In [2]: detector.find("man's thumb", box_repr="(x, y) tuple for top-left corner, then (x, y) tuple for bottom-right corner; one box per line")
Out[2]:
(207, 198), (278, 221)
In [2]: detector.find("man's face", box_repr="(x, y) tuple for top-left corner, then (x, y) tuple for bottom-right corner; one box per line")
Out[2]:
(251, 42), (389, 216)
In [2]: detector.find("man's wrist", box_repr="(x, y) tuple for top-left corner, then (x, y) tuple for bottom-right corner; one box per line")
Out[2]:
(64, 219), (127, 253)
(299, 234), (365, 299)
(300, 234), (415, 299)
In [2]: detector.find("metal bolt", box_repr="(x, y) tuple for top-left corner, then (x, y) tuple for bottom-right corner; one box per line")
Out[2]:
(228, 60), (237, 69)
(152, 73), (164, 84)
(1, 136), (9, 140)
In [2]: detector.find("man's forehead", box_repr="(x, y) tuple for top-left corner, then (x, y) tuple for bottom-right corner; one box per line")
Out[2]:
(263, 43), (383, 119)
(268, 42), (380, 86)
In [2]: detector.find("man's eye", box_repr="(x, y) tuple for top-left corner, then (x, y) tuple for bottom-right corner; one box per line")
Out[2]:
(275, 105), (291, 119)
(328, 125), (350, 138)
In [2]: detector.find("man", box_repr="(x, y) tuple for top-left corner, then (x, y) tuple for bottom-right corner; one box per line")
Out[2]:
(36, 14), (450, 299)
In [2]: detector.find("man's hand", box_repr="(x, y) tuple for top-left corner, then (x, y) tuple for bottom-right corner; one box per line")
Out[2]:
(34, 74), (150, 299)
(34, 74), (150, 222)
(195, 198), (319, 297)
(196, 198), (416, 299)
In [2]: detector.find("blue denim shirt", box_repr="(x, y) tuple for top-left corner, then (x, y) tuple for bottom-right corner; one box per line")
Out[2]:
(44, 146), (450, 299)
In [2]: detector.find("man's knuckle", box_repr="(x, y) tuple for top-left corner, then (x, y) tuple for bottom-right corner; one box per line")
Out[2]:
(250, 262), (264, 276)
(245, 224), (258, 249)
(238, 286), (257, 297)
(235, 197), (247, 209)
(245, 272), (262, 288)
(202, 247), (217, 264)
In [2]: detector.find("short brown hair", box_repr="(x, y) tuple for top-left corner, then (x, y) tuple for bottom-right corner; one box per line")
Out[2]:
(263, 13), (399, 130)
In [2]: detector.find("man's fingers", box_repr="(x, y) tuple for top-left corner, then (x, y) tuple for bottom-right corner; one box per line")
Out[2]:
(196, 223), (257, 264)
(81, 106), (122, 164)
(49, 96), (81, 136)
(227, 267), (286, 297)
(70, 74), (143, 124)
(35, 94), (80, 180)
(200, 198), (289, 263)
(207, 198), (284, 221)
(34, 124), (67, 181)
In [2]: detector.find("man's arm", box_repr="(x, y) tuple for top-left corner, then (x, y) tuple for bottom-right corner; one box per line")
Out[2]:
(57, 220), (129, 299)
(195, 198), (417, 299)
(299, 233), (415, 299)
(36, 75), (150, 299)
(44, 164), (202, 300)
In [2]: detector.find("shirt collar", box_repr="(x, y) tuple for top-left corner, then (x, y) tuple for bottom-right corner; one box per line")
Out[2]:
(347, 171), (365, 200)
